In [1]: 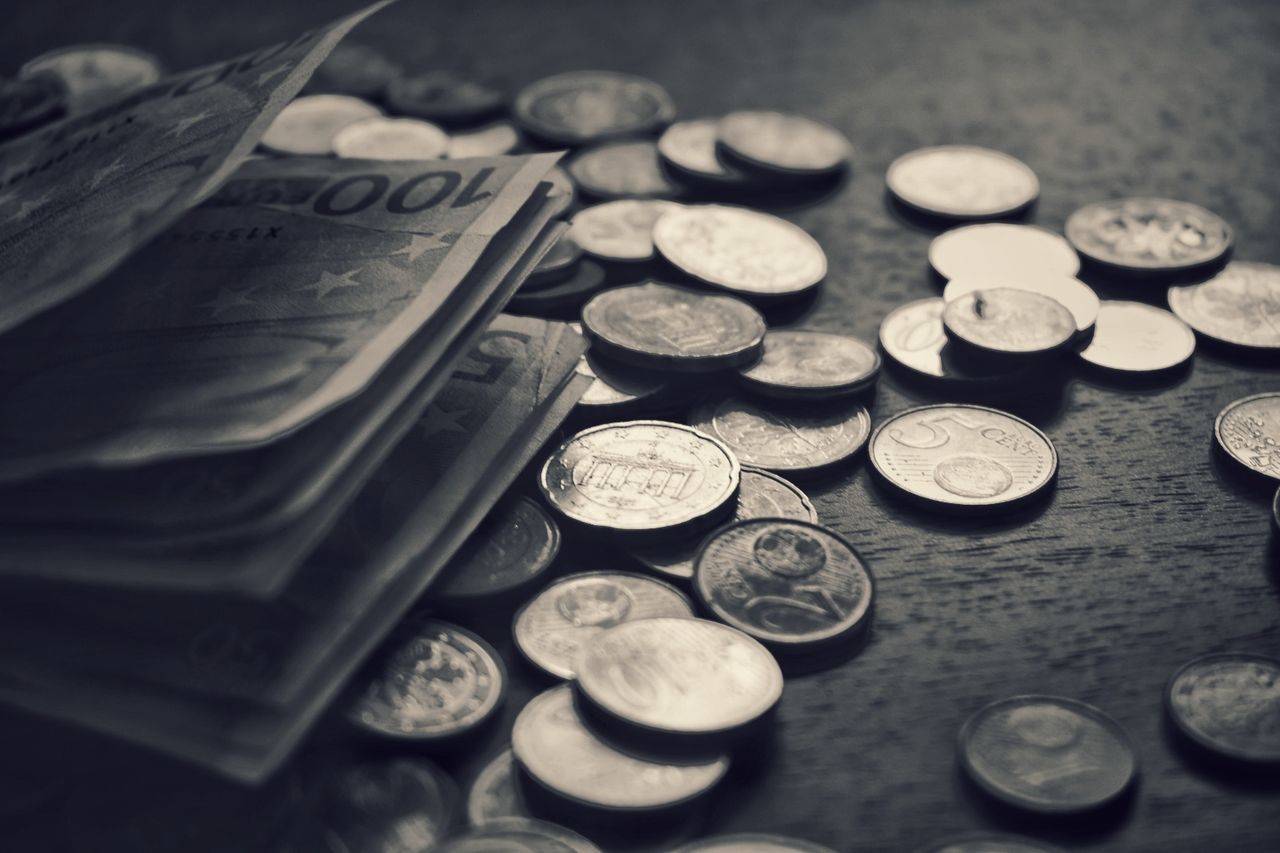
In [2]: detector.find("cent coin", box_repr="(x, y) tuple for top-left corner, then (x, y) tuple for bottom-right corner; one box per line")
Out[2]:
(670, 835), (837, 853)
(929, 223), (1080, 281)
(0, 73), (66, 140)
(527, 236), (584, 288)
(260, 94), (383, 156)
(1077, 301), (1195, 373)
(385, 72), (506, 125)
(1165, 653), (1280, 763)
(20, 44), (161, 114)
(941, 288), (1076, 359)
(514, 571), (695, 680)
(869, 404), (1057, 511)
(878, 298), (1036, 387)
(331, 116), (449, 160)
(693, 519), (874, 652)
(1168, 261), (1280, 350)
(886, 145), (1039, 220)
(1066, 197), (1233, 275)
(943, 274), (1100, 334)
(575, 617), (784, 736)
(314, 758), (459, 853)
(658, 118), (752, 187)
(690, 396), (871, 476)
(440, 817), (601, 853)
(738, 330), (880, 400)
(431, 496), (560, 604)
(581, 281), (766, 372)
(716, 110), (851, 177)
(653, 205), (827, 300)
(958, 695), (1138, 814)
(569, 200), (684, 262)
(446, 122), (520, 159)
(1214, 393), (1280, 480)
(913, 833), (1066, 853)
(573, 351), (667, 414)
(466, 750), (530, 826)
(514, 70), (676, 146)
(567, 139), (684, 199)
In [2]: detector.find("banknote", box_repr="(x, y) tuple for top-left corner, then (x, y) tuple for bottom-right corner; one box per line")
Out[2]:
(0, 1), (396, 335)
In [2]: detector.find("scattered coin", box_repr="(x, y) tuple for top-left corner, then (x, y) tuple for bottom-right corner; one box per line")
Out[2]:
(870, 404), (1057, 511)
(431, 496), (560, 605)
(0, 73), (66, 140)
(690, 396), (871, 476)
(385, 71), (506, 125)
(20, 44), (162, 114)
(445, 122), (520, 159)
(658, 118), (753, 187)
(514, 571), (695, 679)
(693, 519), (873, 653)
(466, 750), (530, 826)
(331, 116), (449, 160)
(315, 758), (459, 853)
(958, 695), (1138, 813)
(943, 274), (1100, 334)
(653, 205), (827, 300)
(941, 288), (1076, 360)
(440, 817), (601, 853)
(569, 200), (684, 262)
(886, 145), (1039, 220)
(1168, 261), (1280, 350)
(260, 94), (383, 156)
(573, 350), (668, 415)
(928, 223), (1080, 281)
(526, 236), (583, 288)
(539, 420), (741, 539)
(508, 259), (608, 315)
(914, 833), (1066, 853)
(567, 139), (684, 199)
(575, 617), (784, 737)
(877, 298), (1036, 386)
(1214, 393), (1280, 480)
(1066, 197), (1233, 275)
(308, 43), (403, 99)
(671, 835), (838, 853)
(514, 70), (675, 146)
(1165, 652), (1280, 763)
(512, 685), (730, 811)
(738, 330), (880, 400)
(1077, 301), (1195, 373)
(581, 281), (766, 372)
(717, 110), (851, 178)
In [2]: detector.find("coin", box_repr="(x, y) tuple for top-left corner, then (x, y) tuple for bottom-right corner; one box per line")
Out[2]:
(653, 205), (827, 300)
(877, 298), (1037, 386)
(914, 833), (1066, 853)
(1077, 301), (1195, 373)
(1168, 261), (1280, 350)
(331, 116), (449, 160)
(633, 467), (818, 580)
(514, 71), (675, 146)
(445, 122), (520, 159)
(658, 119), (752, 186)
(690, 396), (871, 476)
(308, 43), (403, 99)
(0, 73), (66, 140)
(567, 140), (684, 199)
(569, 200), (684, 263)
(870, 404), (1056, 511)
(526, 236), (583, 288)
(716, 111), (851, 177)
(347, 618), (505, 741)
(1066, 197), (1233, 274)
(581, 282), (766, 372)
(929, 223), (1080, 281)
(315, 758), (459, 853)
(943, 274), (1099, 334)
(508, 260), (607, 315)
(670, 835), (838, 853)
(1165, 653), (1280, 763)
(539, 420), (740, 539)
(440, 817), (601, 853)
(958, 695), (1138, 813)
(693, 519), (873, 652)
(20, 44), (161, 113)
(941, 288), (1076, 359)
(431, 496), (560, 604)
(514, 571), (695, 680)
(574, 351), (667, 414)
(512, 685), (730, 811)
(385, 72), (506, 125)
(1214, 393), (1280, 480)
(738, 330), (880, 400)
(886, 145), (1039, 220)
(466, 750), (530, 825)
(260, 94), (383, 156)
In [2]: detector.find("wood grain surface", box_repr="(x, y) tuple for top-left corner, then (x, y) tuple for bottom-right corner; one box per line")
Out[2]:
(3, 1), (1279, 851)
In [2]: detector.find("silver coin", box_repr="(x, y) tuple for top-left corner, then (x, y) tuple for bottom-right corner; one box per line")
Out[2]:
(527, 236), (584, 288)
(958, 695), (1138, 813)
(886, 145), (1039, 220)
(466, 750), (530, 826)
(20, 43), (162, 113)
(445, 122), (520, 159)
(514, 70), (675, 146)
(316, 758), (459, 853)
(1168, 261), (1280, 350)
(581, 281), (766, 372)
(1165, 653), (1280, 763)
(432, 497), (560, 603)
(384, 72), (506, 125)
(514, 571), (695, 680)
(670, 834), (838, 853)
(573, 351), (667, 413)
(693, 519), (873, 652)
(929, 223), (1080, 281)
(716, 111), (851, 176)
(440, 817), (601, 853)
(870, 404), (1056, 510)
(331, 116), (450, 160)
(941, 288), (1076, 358)
(567, 140), (684, 199)
(260, 94), (383, 157)
(913, 833), (1066, 853)
(690, 396), (871, 475)
(538, 420), (741, 538)
(943, 274), (1099, 334)
(1214, 393), (1280, 480)
(575, 617), (783, 736)
(877, 298), (1036, 386)
(633, 467), (818, 580)
(658, 119), (752, 186)
(738, 330), (880, 399)
(569, 200), (684, 262)
(653, 205), (827, 300)
(1066, 197), (1233, 274)
(512, 685), (730, 811)
(1077, 301), (1195, 373)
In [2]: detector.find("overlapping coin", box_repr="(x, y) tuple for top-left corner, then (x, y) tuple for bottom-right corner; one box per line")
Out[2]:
(929, 223), (1079, 281)
(509, 260), (607, 315)
(569, 200), (684, 262)
(1168, 261), (1280, 350)
(658, 118), (753, 188)
(716, 110), (851, 178)
(573, 351), (668, 416)
(260, 94), (383, 156)
(1165, 653), (1280, 763)
(941, 288), (1076, 360)
(878, 298), (1036, 387)
(1066, 197), (1233, 275)
(445, 122), (520, 159)
(1214, 393), (1280, 480)
(331, 116), (449, 160)
(385, 71), (506, 125)
(440, 817), (601, 853)
(1077, 301), (1195, 373)
(738, 330), (880, 399)
(943, 275), (1099, 336)
(515, 70), (675, 146)
(886, 145), (1039, 220)
(20, 43), (161, 113)
(431, 497), (560, 605)
(690, 396), (871, 476)
(527, 237), (584, 288)
(567, 140), (684, 199)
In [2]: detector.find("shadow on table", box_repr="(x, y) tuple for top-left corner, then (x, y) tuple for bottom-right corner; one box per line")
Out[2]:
(1161, 715), (1280, 794)
(955, 763), (1137, 843)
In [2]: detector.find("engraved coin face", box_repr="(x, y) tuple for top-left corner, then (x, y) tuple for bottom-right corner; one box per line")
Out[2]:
(432, 497), (560, 602)
(446, 122), (520, 159)
(512, 685), (730, 811)
(575, 617), (784, 735)
(260, 94), (383, 156)
(958, 695), (1137, 813)
(514, 572), (695, 679)
(658, 119), (750, 184)
(653, 205), (827, 298)
(581, 282), (766, 371)
(943, 274), (1099, 334)
(1168, 261), (1280, 350)
(20, 44), (161, 113)
(316, 759), (458, 853)
(347, 619), (505, 740)
(671, 834), (838, 853)
(574, 351), (666, 412)
(886, 145), (1039, 219)
(717, 111), (851, 175)
(466, 750), (530, 826)
(690, 397), (871, 475)
(331, 116), (449, 160)
(694, 519), (873, 650)
(384, 72), (506, 124)
(1166, 653), (1280, 763)
(515, 71), (676, 145)
(440, 817), (601, 853)
(929, 224), (1080, 281)
(739, 330), (881, 399)
(1214, 393), (1280, 480)
(567, 140), (684, 199)
(1076, 300), (1195, 373)
(569, 200), (684, 262)
(544, 165), (577, 218)
(870, 405), (1056, 510)
(1066, 197), (1232, 273)
(942, 288), (1076, 356)
(539, 420), (741, 536)
(915, 833), (1065, 853)
(633, 467), (818, 580)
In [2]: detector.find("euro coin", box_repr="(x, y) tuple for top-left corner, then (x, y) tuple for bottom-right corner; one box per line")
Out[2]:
(331, 116), (449, 160)
(0, 74), (66, 140)
(878, 298), (1037, 387)
(515, 70), (675, 146)
(1066, 197), (1232, 275)
(385, 72), (506, 125)
(567, 140), (684, 199)
(570, 200), (684, 262)
(1077, 301), (1194, 373)
(738, 330), (880, 400)
(941, 288), (1076, 360)
(465, 750), (529, 826)
(690, 396), (871, 476)
(943, 274), (1099, 335)
(440, 817), (601, 853)
(658, 118), (754, 187)
(445, 122), (520, 159)
(1168, 261), (1280, 350)
(716, 110), (850, 177)
(886, 145), (1039, 220)
(1214, 393), (1280, 480)
(1165, 653), (1280, 763)
(431, 496), (560, 605)
(671, 835), (838, 853)
(20, 43), (161, 113)
(260, 94), (382, 156)
(929, 223), (1079, 281)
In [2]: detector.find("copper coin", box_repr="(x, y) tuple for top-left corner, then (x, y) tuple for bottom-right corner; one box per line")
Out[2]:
(738, 330), (880, 399)
(1066, 197), (1232, 274)
(567, 140), (684, 199)
(1214, 393), (1280, 480)
(690, 396), (871, 476)
(431, 496), (560, 603)
(943, 274), (1099, 334)
(1168, 261), (1280, 350)
(941, 288), (1076, 358)
(929, 223), (1079, 281)
(569, 200), (684, 262)
(1077, 301), (1195, 373)
(514, 70), (675, 146)
(716, 110), (851, 176)
(260, 94), (383, 156)
(886, 145), (1039, 220)
(331, 116), (449, 160)
(1165, 653), (1280, 763)
(878, 297), (1037, 387)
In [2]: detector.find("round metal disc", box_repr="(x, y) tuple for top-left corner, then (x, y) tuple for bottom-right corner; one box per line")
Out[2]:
(569, 200), (684, 262)
(308, 43), (402, 99)
(260, 94), (383, 157)
(526, 236), (583, 289)
(1065, 197), (1233, 274)
(573, 351), (667, 414)
(384, 72), (506, 125)
(440, 817), (601, 853)
(658, 118), (754, 186)
(20, 43), (161, 114)
(690, 396), (871, 476)
(508, 260), (607, 315)
(738, 330), (881, 399)
(466, 750), (529, 826)
(943, 274), (1099, 334)
(1165, 652), (1280, 763)
(331, 116), (449, 160)
(929, 223), (1080, 281)
(1214, 393), (1280, 480)
(1168, 261), (1280, 350)
(431, 496), (560, 603)
(886, 145), (1039, 220)
(1077, 301), (1195, 373)
(878, 297), (1037, 386)
(670, 834), (838, 853)
(514, 70), (675, 146)
(716, 110), (851, 176)
(941, 288), (1076, 358)
(567, 140), (684, 199)
(446, 122), (520, 159)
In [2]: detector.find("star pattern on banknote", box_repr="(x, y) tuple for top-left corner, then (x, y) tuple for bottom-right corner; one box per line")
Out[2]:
(197, 285), (259, 317)
(163, 109), (215, 140)
(419, 403), (469, 438)
(87, 156), (128, 191)
(295, 269), (363, 299)
(391, 233), (452, 264)
(254, 65), (291, 87)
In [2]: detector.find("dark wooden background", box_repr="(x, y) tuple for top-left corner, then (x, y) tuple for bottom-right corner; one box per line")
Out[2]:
(3, 1), (1279, 851)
